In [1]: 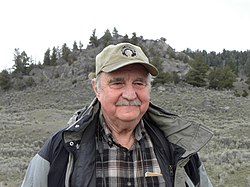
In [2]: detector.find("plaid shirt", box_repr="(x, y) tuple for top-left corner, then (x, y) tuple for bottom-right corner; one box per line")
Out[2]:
(96, 116), (166, 187)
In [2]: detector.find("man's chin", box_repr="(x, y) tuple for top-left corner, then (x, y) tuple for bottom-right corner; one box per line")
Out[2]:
(117, 105), (140, 109)
(117, 111), (141, 121)
(117, 106), (140, 114)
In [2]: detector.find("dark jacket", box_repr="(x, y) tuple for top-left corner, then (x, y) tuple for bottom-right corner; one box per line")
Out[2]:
(21, 98), (213, 187)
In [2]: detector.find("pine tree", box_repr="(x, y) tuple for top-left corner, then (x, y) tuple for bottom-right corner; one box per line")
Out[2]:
(186, 53), (209, 87)
(89, 29), (99, 47)
(122, 34), (130, 43)
(73, 41), (78, 51)
(130, 32), (138, 45)
(43, 48), (51, 66)
(13, 48), (30, 76)
(112, 27), (119, 39)
(102, 29), (112, 47)
(208, 66), (236, 90)
(61, 43), (71, 61)
(50, 47), (58, 66)
(79, 41), (83, 52)
(56, 46), (61, 59)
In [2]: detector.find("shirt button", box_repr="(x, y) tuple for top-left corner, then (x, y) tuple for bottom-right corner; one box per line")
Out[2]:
(75, 124), (79, 128)
(127, 181), (131, 186)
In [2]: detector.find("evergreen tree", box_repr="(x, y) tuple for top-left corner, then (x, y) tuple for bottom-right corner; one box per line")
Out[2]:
(50, 47), (58, 66)
(151, 52), (173, 85)
(79, 41), (83, 52)
(73, 41), (78, 51)
(208, 66), (236, 90)
(186, 53), (209, 87)
(89, 29), (99, 47)
(227, 58), (238, 74)
(220, 66), (236, 89)
(208, 68), (220, 89)
(152, 72), (172, 85)
(122, 34), (130, 43)
(13, 48), (30, 76)
(242, 52), (250, 78)
(112, 27), (119, 39)
(244, 57), (250, 81)
(130, 32), (139, 45)
(43, 48), (51, 66)
(56, 46), (61, 59)
(61, 43), (71, 61)
(102, 29), (112, 47)
(151, 52), (163, 73)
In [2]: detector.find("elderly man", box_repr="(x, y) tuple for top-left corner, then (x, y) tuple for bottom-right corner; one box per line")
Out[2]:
(21, 43), (213, 187)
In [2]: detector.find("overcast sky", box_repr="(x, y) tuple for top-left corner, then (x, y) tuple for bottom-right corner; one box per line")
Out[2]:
(0, 0), (249, 71)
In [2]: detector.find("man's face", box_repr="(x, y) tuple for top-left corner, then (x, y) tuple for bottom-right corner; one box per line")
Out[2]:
(92, 64), (151, 125)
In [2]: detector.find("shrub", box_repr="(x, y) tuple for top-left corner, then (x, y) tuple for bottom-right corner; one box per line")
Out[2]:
(54, 73), (60, 79)
(72, 79), (77, 85)
(153, 72), (172, 85)
(12, 78), (26, 90)
(172, 72), (180, 84)
(234, 90), (241, 97)
(242, 90), (248, 97)
(25, 77), (36, 87)
(11, 76), (36, 90)
(0, 70), (12, 90)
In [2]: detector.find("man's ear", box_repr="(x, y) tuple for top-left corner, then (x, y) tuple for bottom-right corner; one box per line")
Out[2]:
(91, 79), (100, 99)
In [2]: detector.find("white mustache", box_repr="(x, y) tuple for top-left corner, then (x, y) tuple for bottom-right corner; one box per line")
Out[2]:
(116, 99), (142, 106)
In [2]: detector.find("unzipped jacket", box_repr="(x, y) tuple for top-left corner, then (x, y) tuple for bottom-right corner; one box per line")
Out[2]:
(21, 98), (213, 187)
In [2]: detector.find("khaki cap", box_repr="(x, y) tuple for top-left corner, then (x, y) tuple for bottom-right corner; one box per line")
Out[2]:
(95, 43), (159, 76)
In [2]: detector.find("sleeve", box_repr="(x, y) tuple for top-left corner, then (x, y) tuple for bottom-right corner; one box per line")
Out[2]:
(20, 132), (59, 187)
(20, 153), (50, 187)
(198, 162), (213, 187)
(184, 153), (213, 187)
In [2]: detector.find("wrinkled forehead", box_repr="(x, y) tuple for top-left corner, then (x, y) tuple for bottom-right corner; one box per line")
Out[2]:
(109, 64), (149, 75)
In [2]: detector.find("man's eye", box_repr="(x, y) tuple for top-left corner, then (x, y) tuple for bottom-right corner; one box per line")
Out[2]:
(109, 82), (124, 89)
(133, 82), (147, 89)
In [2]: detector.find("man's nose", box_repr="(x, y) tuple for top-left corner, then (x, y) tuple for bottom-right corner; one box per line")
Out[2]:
(122, 84), (137, 100)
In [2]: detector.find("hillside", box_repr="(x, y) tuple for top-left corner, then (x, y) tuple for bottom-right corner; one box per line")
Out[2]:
(0, 69), (250, 187)
(0, 40), (250, 187)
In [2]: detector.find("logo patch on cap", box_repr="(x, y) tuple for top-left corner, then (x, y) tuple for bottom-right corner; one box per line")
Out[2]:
(121, 46), (137, 57)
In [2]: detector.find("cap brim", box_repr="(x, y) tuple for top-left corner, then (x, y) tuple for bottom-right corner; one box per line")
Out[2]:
(102, 60), (159, 76)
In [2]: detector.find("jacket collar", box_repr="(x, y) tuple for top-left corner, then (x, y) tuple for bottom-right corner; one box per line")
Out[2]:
(64, 97), (213, 157)
(146, 102), (213, 157)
